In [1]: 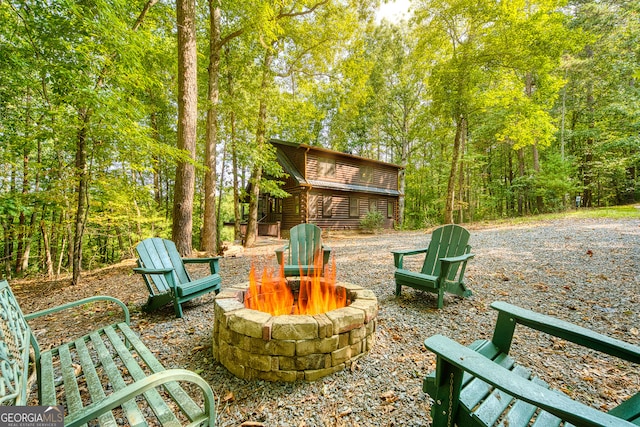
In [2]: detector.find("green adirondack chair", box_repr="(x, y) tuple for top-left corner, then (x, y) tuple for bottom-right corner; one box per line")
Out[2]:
(392, 224), (474, 308)
(424, 302), (640, 427)
(134, 237), (222, 318)
(275, 223), (331, 277)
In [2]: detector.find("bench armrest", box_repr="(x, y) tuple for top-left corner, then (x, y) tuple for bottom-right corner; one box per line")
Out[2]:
(490, 301), (640, 364)
(425, 334), (636, 427)
(63, 369), (215, 427)
(183, 256), (221, 274)
(391, 247), (429, 269)
(24, 295), (130, 325)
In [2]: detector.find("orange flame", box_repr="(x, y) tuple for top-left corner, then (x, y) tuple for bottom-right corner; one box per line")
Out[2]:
(245, 254), (346, 316)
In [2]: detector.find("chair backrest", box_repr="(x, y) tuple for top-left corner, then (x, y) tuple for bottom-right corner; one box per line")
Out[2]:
(0, 280), (34, 405)
(135, 238), (191, 294)
(421, 224), (471, 279)
(287, 224), (323, 266)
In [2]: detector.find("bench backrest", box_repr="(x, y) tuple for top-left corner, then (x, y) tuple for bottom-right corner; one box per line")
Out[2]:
(0, 280), (34, 406)
(286, 224), (323, 266)
(136, 238), (191, 295)
(421, 224), (471, 279)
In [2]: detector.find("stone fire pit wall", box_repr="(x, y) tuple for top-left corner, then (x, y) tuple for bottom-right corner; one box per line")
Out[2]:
(212, 282), (378, 382)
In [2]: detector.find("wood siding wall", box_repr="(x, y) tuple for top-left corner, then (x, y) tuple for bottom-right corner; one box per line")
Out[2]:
(308, 190), (396, 230)
(306, 153), (398, 191)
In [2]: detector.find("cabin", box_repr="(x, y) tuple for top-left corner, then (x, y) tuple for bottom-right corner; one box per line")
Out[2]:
(251, 139), (402, 234)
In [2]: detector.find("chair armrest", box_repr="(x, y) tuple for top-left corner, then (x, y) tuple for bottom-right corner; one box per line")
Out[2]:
(63, 369), (215, 427)
(24, 295), (130, 325)
(275, 245), (289, 265)
(322, 246), (332, 265)
(183, 256), (221, 275)
(424, 334), (636, 427)
(133, 267), (174, 275)
(491, 301), (640, 364)
(391, 247), (429, 269)
(440, 253), (475, 264)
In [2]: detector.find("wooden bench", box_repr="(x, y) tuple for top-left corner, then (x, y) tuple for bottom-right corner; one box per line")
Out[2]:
(423, 301), (640, 427)
(0, 279), (215, 426)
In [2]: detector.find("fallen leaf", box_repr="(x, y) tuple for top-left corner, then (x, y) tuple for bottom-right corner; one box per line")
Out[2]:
(586, 249), (593, 257)
(222, 391), (235, 403)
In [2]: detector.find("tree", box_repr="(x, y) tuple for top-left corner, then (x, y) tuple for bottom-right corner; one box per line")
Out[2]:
(172, 0), (198, 256)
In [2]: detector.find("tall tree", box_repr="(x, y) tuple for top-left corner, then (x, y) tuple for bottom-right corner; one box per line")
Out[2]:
(201, 0), (221, 254)
(172, 0), (198, 255)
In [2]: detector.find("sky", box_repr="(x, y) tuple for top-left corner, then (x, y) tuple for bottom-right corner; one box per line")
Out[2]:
(376, 0), (412, 23)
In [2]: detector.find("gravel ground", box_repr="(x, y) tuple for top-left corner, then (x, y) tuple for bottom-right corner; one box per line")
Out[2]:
(15, 217), (640, 426)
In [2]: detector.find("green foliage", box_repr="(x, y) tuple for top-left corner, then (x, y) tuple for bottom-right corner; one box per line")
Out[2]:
(360, 209), (384, 233)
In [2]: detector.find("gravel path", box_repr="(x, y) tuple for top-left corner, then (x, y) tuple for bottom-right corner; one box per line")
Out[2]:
(17, 217), (640, 426)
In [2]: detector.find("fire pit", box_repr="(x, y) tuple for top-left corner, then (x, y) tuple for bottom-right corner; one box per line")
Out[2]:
(212, 268), (378, 382)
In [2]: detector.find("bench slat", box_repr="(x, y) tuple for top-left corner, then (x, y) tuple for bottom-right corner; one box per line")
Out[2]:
(119, 325), (204, 422)
(89, 330), (147, 427)
(39, 351), (57, 406)
(74, 338), (117, 427)
(58, 345), (85, 424)
(103, 326), (182, 427)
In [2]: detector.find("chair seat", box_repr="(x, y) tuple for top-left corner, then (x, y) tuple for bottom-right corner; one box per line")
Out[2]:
(176, 275), (221, 298)
(394, 269), (438, 289)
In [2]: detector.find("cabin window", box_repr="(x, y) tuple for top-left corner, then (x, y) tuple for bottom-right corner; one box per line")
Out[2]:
(318, 157), (335, 178)
(369, 199), (377, 212)
(359, 165), (373, 183)
(349, 197), (359, 218)
(323, 195), (333, 217)
(387, 200), (394, 218)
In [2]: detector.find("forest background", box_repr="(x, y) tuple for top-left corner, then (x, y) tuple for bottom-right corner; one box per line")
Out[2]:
(1, 0), (638, 283)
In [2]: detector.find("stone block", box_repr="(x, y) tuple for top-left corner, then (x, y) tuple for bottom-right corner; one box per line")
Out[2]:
(296, 336), (339, 356)
(228, 309), (272, 339)
(271, 315), (318, 340)
(351, 289), (377, 300)
(313, 313), (333, 338)
(366, 318), (376, 336)
(235, 346), (272, 372)
(332, 345), (351, 366)
(365, 333), (376, 351)
(215, 289), (245, 301)
(349, 299), (378, 323)
(279, 353), (327, 370)
(338, 332), (349, 349)
(325, 307), (365, 333)
(350, 340), (362, 356)
(305, 364), (344, 381)
(264, 339), (296, 356)
(349, 325), (366, 344)
(255, 369), (299, 382)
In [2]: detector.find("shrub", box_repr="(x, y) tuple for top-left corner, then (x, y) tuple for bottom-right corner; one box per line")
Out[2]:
(360, 209), (384, 233)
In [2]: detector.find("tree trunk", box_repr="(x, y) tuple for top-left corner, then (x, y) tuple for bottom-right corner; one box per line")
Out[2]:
(172, 0), (198, 256)
(72, 109), (90, 286)
(244, 49), (274, 247)
(201, 0), (221, 254)
(457, 128), (466, 223)
(444, 115), (466, 224)
(517, 147), (525, 216)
